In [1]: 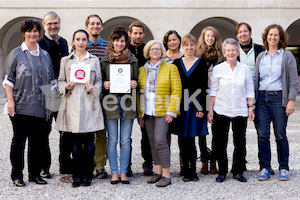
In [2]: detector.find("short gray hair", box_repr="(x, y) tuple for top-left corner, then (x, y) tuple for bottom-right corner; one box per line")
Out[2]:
(222, 38), (239, 53)
(43, 11), (61, 24)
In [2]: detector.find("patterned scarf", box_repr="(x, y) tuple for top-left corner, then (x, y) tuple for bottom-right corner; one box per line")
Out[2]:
(106, 46), (131, 63)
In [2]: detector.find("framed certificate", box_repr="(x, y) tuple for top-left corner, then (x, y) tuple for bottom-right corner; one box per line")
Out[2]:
(70, 64), (91, 83)
(110, 64), (131, 93)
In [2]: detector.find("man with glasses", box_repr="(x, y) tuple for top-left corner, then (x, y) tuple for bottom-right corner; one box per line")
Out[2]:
(84, 14), (111, 179)
(38, 11), (70, 178)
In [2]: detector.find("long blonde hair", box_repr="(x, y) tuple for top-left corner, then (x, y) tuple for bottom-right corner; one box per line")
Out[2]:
(196, 26), (223, 64)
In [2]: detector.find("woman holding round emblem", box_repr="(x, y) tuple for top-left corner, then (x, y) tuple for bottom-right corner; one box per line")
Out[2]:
(56, 29), (104, 187)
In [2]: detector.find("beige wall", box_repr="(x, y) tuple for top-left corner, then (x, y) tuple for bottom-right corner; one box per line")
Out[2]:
(0, 0), (300, 97)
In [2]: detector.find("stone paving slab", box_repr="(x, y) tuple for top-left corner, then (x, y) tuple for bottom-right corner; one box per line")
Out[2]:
(0, 97), (299, 199)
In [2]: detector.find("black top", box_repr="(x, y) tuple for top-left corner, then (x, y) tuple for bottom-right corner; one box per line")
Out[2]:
(128, 42), (147, 68)
(38, 35), (69, 78)
(173, 58), (208, 113)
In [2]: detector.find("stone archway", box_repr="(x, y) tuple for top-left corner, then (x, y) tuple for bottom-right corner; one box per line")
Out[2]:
(101, 16), (154, 43)
(0, 17), (43, 97)
(190, 17), (238, 42)
(286, 19), (300, 92)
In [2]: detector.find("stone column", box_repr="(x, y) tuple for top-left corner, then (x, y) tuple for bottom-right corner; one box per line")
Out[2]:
(0, 48), (6, 98)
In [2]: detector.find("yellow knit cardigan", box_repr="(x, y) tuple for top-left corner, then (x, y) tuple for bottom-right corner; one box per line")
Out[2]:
(137, 60), (182, 117)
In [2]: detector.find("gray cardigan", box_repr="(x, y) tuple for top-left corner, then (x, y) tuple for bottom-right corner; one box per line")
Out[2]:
(254, 50), (298, 107)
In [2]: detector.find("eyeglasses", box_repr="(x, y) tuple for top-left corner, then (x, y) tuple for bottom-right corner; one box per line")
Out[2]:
(225, 49), (238, 53)
(23, 19), (38, 23)
(149, 48), (161, 52)
(45, 22), (60, 26)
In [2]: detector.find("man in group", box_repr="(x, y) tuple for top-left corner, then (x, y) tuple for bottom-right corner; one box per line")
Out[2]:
(127, 20), (153, 176)
(235, 22), (275, 176)
(235, 22), (264, 81)
(38, 11), (70, 177)
(85, 14), (111, 179)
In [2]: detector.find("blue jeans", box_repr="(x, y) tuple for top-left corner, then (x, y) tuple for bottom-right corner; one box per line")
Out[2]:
(105, 98), (133, 174)
(255, 91), (289, 171)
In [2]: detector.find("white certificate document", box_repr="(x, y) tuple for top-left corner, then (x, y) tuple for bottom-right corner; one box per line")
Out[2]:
(70, 64), (90, 83)
(110, 64), (131, 93)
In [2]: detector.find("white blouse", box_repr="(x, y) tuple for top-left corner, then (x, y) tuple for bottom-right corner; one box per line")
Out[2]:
(209, 61), (254, 118)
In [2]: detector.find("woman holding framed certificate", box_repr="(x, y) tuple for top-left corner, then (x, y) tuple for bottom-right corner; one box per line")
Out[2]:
(137, 40), (182, 187)
(101, 26), (138, 185)
(56, 29), (104, 187)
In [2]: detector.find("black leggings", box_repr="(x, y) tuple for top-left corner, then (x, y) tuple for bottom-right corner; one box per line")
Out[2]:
(179, 136), (197, 175)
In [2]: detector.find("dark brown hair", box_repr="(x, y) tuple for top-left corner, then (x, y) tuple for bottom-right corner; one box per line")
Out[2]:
(110, 25), (129, 42)
(21, 19), (41, 35)
(262, 24), (288, 50)
(235, 22), (252, 35)
(128, 20), (145, 33)
(72, 29), (89, 41)
(163, 30), (181, 51)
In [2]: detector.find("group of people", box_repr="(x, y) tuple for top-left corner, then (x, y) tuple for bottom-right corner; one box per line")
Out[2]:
(3, 11), (298, 188)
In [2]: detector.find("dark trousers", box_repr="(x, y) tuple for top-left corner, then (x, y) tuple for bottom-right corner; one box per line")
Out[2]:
(128, 126), (153, 169)
(40, 112), (56, 173)
(72, 133), (95, 181)
(179, 136), (197, 176)
(199, 135), (210, 161)
(59, 131), (73, 173)
(10, 114), (48, 180)
(212, 112), (247, 175)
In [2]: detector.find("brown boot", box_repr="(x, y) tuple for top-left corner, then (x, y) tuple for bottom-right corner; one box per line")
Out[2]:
(200, 161), (209, 174)
(210, 160), (218, 174)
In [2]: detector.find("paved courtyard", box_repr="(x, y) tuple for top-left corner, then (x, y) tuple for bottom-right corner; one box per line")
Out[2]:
(0, 97), (299, 200)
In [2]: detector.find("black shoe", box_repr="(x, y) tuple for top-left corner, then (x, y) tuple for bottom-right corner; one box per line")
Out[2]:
(110, 179), (120, 185)
(29, 176), (47, 185)
(216, 174), (226, 183)
(72, 179), (81, 188)
(126, 166), (133, 177)
(95, 168), (108, 179)
(182, 176), (190, 182)
(189, 173), (199, 181)
(233, 173), (247, 182)
(143, 164), (153, 176)
(180, 166), (185, 176)
(120, 179), (130, 184)
(82, 179), (91, 186)
(13, 179), (26, 187)
(40, 170), (52, 179)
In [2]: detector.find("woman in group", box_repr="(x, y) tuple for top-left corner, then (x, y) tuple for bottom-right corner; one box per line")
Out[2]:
(163, 30), (184, 175)
(255, 24), (298, 181)
(101, 26), (138, 185)
(137, 40), (182, 187)
(207, 38), (255, 183)
(56, 29), (104, 187)
(3, 19), (55, 187)
(173, 34), (208, 182)
(196, 26), (223, 175)
(163, 30), (184, 63)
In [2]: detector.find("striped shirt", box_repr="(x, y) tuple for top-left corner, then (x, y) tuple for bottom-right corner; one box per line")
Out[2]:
(86, 39), (111, 60)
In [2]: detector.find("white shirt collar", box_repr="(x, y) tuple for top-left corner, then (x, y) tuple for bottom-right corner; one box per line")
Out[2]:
(73, 51), (90, 63)
(21, 42), (40, 56)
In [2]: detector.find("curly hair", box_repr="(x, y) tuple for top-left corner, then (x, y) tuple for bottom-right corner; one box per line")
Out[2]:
(262, 24), (289, 50)
(196, 26), (223, 63)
